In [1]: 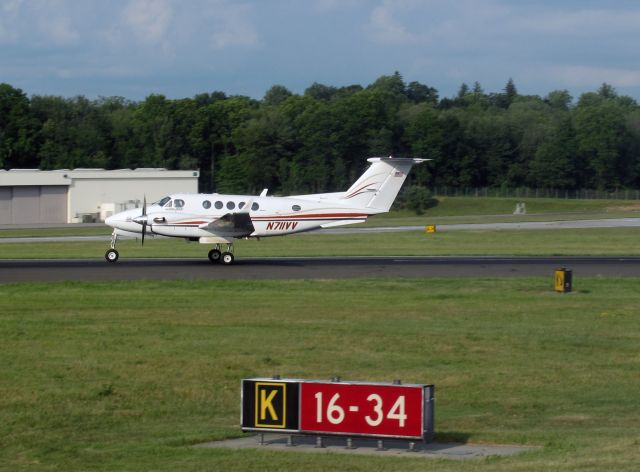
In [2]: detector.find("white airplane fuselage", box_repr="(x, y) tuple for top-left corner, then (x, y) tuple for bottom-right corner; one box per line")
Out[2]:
(104, 157), (427, 263)
(106, 193), (373, 240)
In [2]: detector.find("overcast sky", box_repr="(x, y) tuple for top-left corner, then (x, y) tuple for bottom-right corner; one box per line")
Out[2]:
(2, 0), (640, 101)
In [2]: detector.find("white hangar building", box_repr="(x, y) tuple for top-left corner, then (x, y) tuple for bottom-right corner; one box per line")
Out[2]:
(0, 169), (199, 224)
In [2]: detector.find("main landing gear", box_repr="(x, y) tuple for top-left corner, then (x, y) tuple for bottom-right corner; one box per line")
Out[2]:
(104, 232), (236, 265)
(105, 231), (119, 263)
(208, 243), (234, 265)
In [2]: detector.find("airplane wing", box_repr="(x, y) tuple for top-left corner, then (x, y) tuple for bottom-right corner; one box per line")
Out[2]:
(199, 211), (255, 236)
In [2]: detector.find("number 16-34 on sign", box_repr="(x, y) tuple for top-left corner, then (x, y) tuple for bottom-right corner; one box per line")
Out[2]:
(300, 382), (429, 439)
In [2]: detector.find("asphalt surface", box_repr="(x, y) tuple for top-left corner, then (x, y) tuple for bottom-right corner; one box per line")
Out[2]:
(2, 256), (639, 283)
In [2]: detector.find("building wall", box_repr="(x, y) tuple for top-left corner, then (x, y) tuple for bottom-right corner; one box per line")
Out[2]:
(68, 176), (198, 222)
(0, 186), (67, 224)
(0, 169), (199, 224)
(40, 186), (68, 223)
(0, 187), (12, 223)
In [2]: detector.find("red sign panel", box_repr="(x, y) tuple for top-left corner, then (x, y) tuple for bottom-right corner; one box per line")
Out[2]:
(300, 382), (424, 439)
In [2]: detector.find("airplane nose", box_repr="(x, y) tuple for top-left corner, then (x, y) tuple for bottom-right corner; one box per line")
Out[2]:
(105, 213), (122, 227)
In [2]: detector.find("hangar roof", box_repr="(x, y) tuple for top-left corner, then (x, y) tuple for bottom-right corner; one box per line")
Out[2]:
(0, 169), (199, 186)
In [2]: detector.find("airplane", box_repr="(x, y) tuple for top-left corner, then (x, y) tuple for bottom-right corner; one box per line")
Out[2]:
(104, 157), (427, 264)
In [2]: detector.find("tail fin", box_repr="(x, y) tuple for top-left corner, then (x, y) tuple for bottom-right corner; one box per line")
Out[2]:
(341, 157), (427, 211)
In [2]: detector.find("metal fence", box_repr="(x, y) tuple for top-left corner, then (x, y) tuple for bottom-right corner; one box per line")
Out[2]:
(431, 187), (640, 200)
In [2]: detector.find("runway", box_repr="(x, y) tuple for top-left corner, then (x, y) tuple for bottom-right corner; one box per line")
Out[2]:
(2, 256), (639, 283)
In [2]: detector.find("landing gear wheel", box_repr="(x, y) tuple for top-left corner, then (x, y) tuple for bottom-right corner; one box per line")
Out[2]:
(208, 249), (222, 263)
(221, 252), (234, 265)
(105, 249), (119, 263)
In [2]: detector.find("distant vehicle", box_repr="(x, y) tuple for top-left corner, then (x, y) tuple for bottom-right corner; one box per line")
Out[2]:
(105, 157), (427, 264)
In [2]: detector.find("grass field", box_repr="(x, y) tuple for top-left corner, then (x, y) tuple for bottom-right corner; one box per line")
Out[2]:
(1, 278), (639, 471)
(1, 227), (639, 260)
(2, 196), (639, 470)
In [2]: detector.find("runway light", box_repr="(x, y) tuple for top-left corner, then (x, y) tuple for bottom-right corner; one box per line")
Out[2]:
(425, 225), (437, 233)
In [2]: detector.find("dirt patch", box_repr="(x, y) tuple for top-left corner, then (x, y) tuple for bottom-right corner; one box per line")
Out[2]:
(606, 204), (640, 212)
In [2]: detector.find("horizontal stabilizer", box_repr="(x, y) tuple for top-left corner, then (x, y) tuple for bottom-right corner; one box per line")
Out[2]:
(320, 219), (367, 229)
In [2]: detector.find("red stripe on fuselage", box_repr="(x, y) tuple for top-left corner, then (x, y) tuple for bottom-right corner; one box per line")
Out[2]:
(252, 213), (368, 220)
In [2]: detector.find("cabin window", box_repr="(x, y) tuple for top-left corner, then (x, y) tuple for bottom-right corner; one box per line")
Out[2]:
(174, 199), (185, 208)
(292, 205), (301, 211)
(227, 201), (235, 210)
(251, 202), (260, 211)
(214, 201), (223, 209)
(202, 200), (211, 209)
(238, 202), (245, 209)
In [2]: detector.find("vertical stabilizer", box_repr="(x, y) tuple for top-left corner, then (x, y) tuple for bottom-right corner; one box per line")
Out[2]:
(341, 157), (427, 211)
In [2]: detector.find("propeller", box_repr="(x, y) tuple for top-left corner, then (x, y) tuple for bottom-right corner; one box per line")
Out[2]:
(141, 195), (147, 246)
(132, 196), (148, 246)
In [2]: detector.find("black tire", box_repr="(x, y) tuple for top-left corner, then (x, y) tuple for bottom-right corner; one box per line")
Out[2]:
(208, 249), (222, 263)
(221, 252), (234, 265)
(105, 249), (119, 263)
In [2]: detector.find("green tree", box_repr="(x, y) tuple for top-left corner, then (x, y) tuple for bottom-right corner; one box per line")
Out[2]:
(457, 83), (470, 99)
(504, 78), (518, 103)
(0, 83), (37, 168)
(304, 82), (338, 101)
(574, 95), (628, 188)
(406, 81), (439, 105)
(528, 116), (577, 188)
(368, 71), (406, 100)
(597, 83), (617, 99)
(545, 90), (572, 110)
(263, 85), (293, 107)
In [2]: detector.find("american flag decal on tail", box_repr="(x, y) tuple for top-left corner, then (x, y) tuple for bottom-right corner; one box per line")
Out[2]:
(394, 171), (405, 177)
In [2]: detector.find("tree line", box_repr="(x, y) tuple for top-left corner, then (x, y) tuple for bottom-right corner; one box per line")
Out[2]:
(1, 72), (639, 195)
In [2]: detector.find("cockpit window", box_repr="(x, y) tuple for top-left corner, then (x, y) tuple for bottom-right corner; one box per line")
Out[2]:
(158, 196), (171, 207)
(164, 200), (173, 208)
(174, 199), (185, 208)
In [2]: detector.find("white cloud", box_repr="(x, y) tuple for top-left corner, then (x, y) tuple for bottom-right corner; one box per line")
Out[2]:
(366, 2), (421, 45)
(513, 8), (640, 36)
(123, 0), (173, 45)
(0, 0), (23, 43)
(39, 14), (78, 45)
(2, 0), (23, 14)
(314, 0), (362, 13)
(549, 65), (640, 89)
(208, 3), (258, 50)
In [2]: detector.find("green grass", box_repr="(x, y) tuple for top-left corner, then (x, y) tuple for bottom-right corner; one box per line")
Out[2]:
(367, 196), (640, 227)
(0, 226), (110, 239)
(1, 278), (639, 470)
(1, 227), (639, 260)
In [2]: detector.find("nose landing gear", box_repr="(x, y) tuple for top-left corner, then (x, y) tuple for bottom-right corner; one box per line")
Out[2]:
(105, 231), (119, 263)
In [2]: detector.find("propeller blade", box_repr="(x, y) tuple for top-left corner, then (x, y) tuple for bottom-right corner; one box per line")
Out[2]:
(140, 196), (147, 246)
